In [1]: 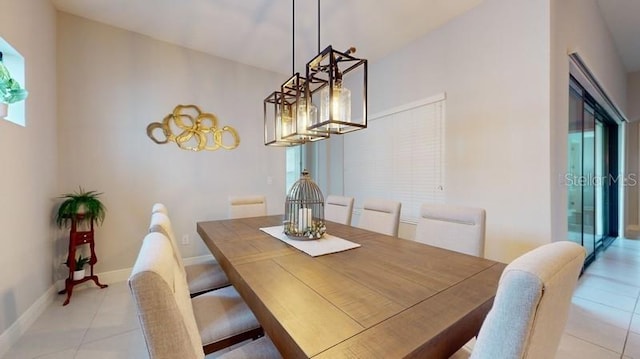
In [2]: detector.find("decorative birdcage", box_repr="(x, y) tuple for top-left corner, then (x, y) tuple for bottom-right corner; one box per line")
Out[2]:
(284, 170), (326, 240)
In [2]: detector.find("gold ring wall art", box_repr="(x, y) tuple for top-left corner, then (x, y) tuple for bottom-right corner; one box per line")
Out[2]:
(146, 105), (240, 151)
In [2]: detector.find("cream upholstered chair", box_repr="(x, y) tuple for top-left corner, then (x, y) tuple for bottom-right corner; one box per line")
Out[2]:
(130, 232), (278, 358)
(149, 208), (230, 296)
(357, 199), (401, 236)
(451, 241), (585, 359)
(151, 203), (169, 215)
(218, 337), (282, 359)
(415, 203), (486, 257)
(325, 195), (355, 225)
(228, 195), (267, 219)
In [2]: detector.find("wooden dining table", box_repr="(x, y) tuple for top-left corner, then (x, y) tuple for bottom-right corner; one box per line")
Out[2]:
(197, 215), (505, 359)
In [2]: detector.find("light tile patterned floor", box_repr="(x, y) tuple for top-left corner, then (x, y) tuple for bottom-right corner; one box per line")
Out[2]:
(4, 238), (640, 358)
(3, 281), (147, 359)
(556, 238), (640, 359)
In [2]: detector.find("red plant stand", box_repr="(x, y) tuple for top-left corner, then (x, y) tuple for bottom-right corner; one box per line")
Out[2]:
(58, 214), (108, 305)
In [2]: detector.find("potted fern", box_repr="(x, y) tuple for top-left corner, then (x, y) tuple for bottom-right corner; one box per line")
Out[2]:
(55, 188), (106, 229)
(0, 51), (28, 119)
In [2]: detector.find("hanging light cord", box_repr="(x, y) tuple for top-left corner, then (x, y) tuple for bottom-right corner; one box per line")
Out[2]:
(317, 0), (320, 53)
(292, 0), (295, 75)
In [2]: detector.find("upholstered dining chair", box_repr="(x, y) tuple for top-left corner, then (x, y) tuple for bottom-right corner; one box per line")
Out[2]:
(357, 199), (401, 236)
(151, 202), (169, 215)
(228, 195), (267, 219)
(415, 203), (486, 257)
(218, 337), (282, 359)
(325, 195), (355, 225)
(129, 232), (280, 358)
(451, 241), (585, 359)
(149, 208), (230, 296)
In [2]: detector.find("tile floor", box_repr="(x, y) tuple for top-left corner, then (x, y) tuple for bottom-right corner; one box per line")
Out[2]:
(4, 238), (640, 358)
(556, 237), (640, 359)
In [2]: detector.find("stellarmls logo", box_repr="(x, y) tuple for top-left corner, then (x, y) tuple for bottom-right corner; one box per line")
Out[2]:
(561, 173), (637, 186)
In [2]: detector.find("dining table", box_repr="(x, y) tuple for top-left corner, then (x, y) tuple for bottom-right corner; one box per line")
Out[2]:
(196, 215), (505, 358)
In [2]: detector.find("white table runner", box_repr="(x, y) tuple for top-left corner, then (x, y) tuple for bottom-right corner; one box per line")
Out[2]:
(260, 225), (361, 257)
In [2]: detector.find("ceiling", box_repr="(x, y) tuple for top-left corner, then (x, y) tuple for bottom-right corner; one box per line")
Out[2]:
(51, 0), (483, 75)
(51, 0), (640, 75)
(596, 0), (640, 73)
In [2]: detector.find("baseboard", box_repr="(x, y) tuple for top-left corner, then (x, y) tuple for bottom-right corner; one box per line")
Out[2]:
(0, 254), (216, 356)
(53, 254), (216, 291)
(53, 266), (134, 292)
(625, 224), (640, 239)
(0, 285), (57, 358)
(96, 266), (135, 284)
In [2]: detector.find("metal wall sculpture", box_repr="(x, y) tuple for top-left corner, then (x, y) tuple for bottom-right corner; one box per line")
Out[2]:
(147, 104), (240, 151)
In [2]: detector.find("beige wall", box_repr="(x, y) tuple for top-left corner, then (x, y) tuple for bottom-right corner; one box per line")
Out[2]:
(625, 122), (639, 235)
(550, 0), (628, 245)
(317, 0), (628, 262)
(629, 71), (640, 122)
(318, 0), (552, 262)
(0, 0), (632, 343)
(627, 72), (640, 234)
(0, 0), (58, 336)
(57, 13), (287, 273)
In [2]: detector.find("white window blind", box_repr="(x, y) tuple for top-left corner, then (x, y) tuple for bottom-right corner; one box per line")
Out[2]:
(344, 94), (446, 223)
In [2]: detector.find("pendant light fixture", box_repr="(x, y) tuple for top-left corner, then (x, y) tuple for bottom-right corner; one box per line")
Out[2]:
(280, 72), (327, 143)
(264, 90), (298, 146)
(280, 0), (327, 143)
(263, 0), (367, 146)
(264, 0), (327, 146)
(306, 0), (367, 135)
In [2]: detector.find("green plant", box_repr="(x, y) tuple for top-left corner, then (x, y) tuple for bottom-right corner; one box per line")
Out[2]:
(55, 187), (106, 228)
(75, 255), (91, 270)
(64, 254), (91, 270)
(0, 53), (28, 104)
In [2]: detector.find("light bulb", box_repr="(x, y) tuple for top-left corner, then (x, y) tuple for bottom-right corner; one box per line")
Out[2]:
(296, 98), (317, 132)
(280, 105), (293, 136)
(320, 81), (351, 130)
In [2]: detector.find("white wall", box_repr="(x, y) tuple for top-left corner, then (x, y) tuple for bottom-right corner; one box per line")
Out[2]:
(627, 72), (640, 235)
(57, 13), (287, 273)
(550, 0), (629, 244)
(625, 121), (639, 235)
(0, 0), (57, 336)
(629, 71), (640, 122)
(318, 0), (552, 262)
(343, 0), (627, 262)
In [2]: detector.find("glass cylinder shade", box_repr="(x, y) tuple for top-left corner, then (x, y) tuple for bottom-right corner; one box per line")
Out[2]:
(284, 170), (326, 240)
(307, 45), (367, 134)
(263, 91), (298, 147)
(281, 73), (328, 143)
(320, 83), (351, 130)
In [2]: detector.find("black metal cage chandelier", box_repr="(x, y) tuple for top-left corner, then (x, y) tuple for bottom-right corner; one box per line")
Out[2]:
(264, 0), (367, 146)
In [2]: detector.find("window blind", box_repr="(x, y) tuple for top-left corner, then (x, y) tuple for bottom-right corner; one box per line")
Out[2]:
(344, 94), (446, 223)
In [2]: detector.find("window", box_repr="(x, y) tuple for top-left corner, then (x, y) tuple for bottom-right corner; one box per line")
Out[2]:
(343, 94), (446, 223)
(0, 37), (26, 126)
(286, 146), (301, 192)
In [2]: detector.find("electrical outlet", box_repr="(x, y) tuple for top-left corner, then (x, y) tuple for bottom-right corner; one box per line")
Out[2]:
(267, 176), (273, 185)
(181, 234), (190, 245)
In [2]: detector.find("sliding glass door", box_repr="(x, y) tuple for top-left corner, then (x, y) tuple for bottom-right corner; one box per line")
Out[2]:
(567, 77), (618, 267)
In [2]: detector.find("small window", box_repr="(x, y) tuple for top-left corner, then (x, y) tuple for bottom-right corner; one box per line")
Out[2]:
(1, 37), (27, 127)
(286, 146), (302, 192)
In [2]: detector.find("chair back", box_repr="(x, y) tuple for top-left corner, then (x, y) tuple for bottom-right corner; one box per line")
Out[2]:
(129, 232), (204, 359)
(358, 199), (401, 236)
(228, 195), (267, 219)
(470, 241), (585, 359)
(151, 203), (169, 215)
(415, 204), (486, 257)
(149, 211), (186, 273)
(325, 195), (354, 225)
